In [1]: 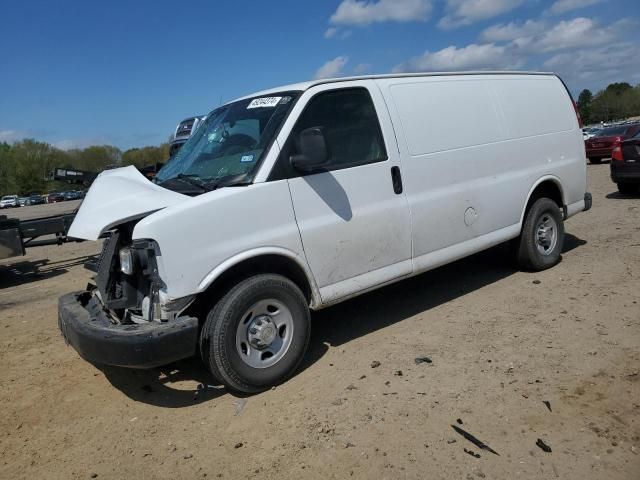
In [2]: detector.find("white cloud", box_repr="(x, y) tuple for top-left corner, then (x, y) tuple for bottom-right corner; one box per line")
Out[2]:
(52, 137), (112, 150)
(313, 56), (349, 79)
(438, 0), (524, 29)
(533, 17), (615, 52)
(479, 17), (631, 54)
(0, 130), (26, 143)
(393, 43), (523, 72)
(324, 27), (339, 39)
(330, 0), (432, 26)
(480, 19), (546, 42)
(353, 63), (372, 75)
(543, 42), (640, 89)
(0, 130), (110, 149)
(52, 139), (89, 150)
(546, 0), (603, 15)
(0, 130), (111, 150)
(393, 10), (639, 93)
(324, 27), (352, 39)
(324, 27), (339, 38)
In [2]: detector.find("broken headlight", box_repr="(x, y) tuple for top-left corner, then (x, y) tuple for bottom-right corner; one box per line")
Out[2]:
(119, 247), (135, 275)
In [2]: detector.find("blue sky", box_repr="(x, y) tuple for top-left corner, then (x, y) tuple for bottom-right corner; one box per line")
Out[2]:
(1, 0), (639, 150)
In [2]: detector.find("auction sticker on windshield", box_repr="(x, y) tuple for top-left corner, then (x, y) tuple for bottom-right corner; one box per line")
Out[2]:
(247, 97), (282, 109)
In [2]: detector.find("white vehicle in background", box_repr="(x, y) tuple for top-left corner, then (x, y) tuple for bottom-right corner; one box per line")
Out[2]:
(59, 72), (591, 393)
(169, 115), (207, 158)
(0, 195), (20, 208)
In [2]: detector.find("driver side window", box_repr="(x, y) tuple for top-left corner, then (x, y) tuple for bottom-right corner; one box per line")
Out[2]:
(272, 88), (387, 179)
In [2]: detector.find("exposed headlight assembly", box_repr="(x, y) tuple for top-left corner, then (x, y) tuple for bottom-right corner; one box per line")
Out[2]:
(119, 247), (135, 275)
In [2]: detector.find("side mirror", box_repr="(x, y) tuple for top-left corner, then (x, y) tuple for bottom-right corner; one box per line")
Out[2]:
(290, 127), (329, 172)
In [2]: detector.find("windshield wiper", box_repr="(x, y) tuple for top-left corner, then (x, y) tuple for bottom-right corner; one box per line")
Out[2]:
(176, 173), (211, 190)
(160, 174), (214, 192)
(160, 173), (252, 194)
(201, 173), (252, 190)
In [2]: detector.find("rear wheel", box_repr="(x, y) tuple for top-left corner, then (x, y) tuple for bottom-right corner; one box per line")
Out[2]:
(199, 274), (311, 393)
(588, 157), (602, 164)
(618, 183), (637, 195)
(514, 198), (565, 271)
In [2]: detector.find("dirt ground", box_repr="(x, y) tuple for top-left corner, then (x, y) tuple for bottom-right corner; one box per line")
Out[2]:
(1, 164), (639, 480)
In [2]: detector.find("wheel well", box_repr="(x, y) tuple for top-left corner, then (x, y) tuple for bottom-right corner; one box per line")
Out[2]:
(187, 254), (313, 320)
(524, 180), (563, 218)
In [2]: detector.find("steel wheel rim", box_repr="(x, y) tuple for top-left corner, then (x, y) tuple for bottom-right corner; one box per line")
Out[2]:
(535, 213), (558, 256)
(235, 299), (294, 369)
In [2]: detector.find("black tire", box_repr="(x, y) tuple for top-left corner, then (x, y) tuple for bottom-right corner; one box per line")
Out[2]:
(199, 274), (310, 393)
(618, 183), (637, 195)
(588, 157), (601, 164)
(514, 197), (565, 271)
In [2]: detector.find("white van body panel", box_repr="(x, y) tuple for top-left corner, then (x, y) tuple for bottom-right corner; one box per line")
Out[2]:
(376, 74), (585, 270)
(68, 166), (188, 241)
(283, 80), (413, 304)
(69, 72), (588, 313)
(196, 245), (321, 307)
(132, 180), (310, 301)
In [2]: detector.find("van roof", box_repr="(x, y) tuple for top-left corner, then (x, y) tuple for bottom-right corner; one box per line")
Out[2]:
(232, 71), (555, 103)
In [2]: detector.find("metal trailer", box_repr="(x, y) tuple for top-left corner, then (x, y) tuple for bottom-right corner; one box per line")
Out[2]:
(51, 167), (98, 184)
(0, 213), (77, 261)
(1, 150), (171, 260)
(0, 165), (96, 259)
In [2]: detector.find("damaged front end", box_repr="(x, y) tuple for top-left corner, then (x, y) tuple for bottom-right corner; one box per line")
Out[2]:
(87, 226), (190, 323)
(58, 223), (198, 368)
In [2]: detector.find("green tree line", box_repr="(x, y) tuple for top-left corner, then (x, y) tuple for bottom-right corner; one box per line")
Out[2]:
(0, 140), (169, 196)
(577, 82), (640, 125)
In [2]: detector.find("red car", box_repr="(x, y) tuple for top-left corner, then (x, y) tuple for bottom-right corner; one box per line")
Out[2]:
(585, 123), (640, 164)
(47, 191), (65, 203)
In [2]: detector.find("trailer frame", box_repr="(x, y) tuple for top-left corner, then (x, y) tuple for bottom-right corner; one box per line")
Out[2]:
(0, 213), (78, 261)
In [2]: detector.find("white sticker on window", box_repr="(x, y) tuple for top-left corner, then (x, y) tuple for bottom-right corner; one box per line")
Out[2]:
(247, 97), (282, 109)
(240, 154), (255, 163)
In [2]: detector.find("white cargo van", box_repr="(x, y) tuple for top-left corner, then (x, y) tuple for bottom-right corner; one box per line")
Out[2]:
(59, 72), (591, 392)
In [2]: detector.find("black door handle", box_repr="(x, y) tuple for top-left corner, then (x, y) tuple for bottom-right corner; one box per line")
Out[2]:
(390, 166), (403, 194)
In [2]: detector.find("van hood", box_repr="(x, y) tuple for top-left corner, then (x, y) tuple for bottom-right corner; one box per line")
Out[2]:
(68, 166), (188, 240)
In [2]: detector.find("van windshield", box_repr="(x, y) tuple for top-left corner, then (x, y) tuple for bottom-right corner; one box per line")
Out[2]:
(155, 92), (299, 188)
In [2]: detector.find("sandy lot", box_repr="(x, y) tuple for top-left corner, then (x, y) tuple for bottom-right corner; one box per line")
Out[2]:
(1, 164), (638, 480)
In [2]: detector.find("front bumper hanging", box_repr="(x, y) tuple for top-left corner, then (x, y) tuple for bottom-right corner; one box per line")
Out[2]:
(58, 291), (198, 369)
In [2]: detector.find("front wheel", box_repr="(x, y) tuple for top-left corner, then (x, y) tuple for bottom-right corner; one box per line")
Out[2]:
(588, 157), (602, 164)
(200, 274), (311, 393)
(514, 198), (565, 271)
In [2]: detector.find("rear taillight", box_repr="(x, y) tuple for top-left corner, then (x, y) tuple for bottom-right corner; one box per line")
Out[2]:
(572, 100), (584, 128)
(611, 139), (623, 162)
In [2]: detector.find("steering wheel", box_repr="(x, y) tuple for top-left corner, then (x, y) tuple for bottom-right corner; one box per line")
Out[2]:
(220, 134), (256, 155)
